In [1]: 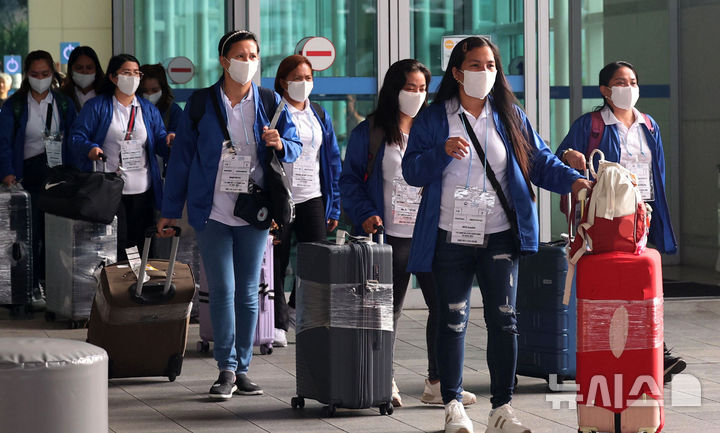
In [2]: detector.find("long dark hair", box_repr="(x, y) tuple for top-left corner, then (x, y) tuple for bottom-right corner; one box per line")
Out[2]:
(595, 60), (638, 112)
(435, 36), (535, 200)
(60, 46), (104, 97)
(18, 50), (61, 95)
(274, 54), (313, 95)
(101, 54), (140, 95)
(140, 63), (175, 112)
(370, 59), (431, 145)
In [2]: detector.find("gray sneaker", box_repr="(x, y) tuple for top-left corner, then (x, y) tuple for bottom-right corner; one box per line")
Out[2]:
(209, 370), (237, 400)
(234, 373), (263, 395)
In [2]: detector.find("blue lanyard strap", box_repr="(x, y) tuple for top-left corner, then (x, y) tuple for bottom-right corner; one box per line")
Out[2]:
(236, 93), (252, 147)
(459, 104), (490, 191)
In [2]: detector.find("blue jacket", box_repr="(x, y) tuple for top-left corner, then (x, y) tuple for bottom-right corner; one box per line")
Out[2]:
(161, 80), (302, 231)
(0, 90), (77, 180)
(402, 99), (583, 272)
(308, 103), (342, 221)
(163, 102), (183, 133)
(555, 111), (677, 254)
(70, 93), (168, 209)
(339, 119), (388, 236)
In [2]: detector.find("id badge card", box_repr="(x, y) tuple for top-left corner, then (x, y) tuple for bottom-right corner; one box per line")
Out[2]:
(220, 141), (252, 193)
(392, 177), (422, 225)
(292, 151), (316, 189)
(451, 186), (495, 246)
(120, 138), (144, 170)
(627, 162), (654, 202)
(43, 132), (63, 167)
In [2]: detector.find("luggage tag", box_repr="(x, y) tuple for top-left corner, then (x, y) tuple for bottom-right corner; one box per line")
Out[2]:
(450, 186), (495, 246)
(391, 176), (422, 225)
(125, 246), (150, 283)
(119, 131), (144, 171)
(220, 140), (252, 193)
(43, 130), (63, 167)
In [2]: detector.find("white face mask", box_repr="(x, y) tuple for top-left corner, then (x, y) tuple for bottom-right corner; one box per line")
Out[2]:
(116, 74), (140, 96)
(609, 85), (639, 110)
(143, 91), (163, 105)
(28, 76), (52, 94)
(397, 90), (426, 118)
(460, 69), (497, 100)
(73, 72), (95, 89)
(226, 58), (258, 85)
(287, 80), (313, 102)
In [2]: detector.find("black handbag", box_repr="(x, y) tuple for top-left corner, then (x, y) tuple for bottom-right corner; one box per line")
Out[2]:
(36, 160), (124, 224)
(233, 180), (272, 230)
(264, 147), (295, 227)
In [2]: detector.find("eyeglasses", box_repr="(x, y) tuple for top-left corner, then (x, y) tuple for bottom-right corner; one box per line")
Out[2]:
(117, 69), (143, 78)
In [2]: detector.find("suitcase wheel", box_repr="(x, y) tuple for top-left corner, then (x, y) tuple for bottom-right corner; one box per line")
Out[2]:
(379, 402), (393, 416)
(290, 396), (304, 410)
(45, 311), (56, 322)
(197, 340), (210, 353)
(260, 344), (273, 355)
(68, 319), (87, 329)
(321, 404), (336, 417)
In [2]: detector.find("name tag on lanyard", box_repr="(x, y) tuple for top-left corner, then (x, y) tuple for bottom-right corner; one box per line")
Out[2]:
(451, 186), (495, 246)
(292, 149), (317, 189)
(392, 176), (422, 225)
(220, 140), (252, 193)
(624, 160), (654, 202)
(42, 103), (62, 167)
(119, 106), (144, 171)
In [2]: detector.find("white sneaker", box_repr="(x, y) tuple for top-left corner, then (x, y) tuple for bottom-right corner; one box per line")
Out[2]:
(486, 404), (531, 433)
(421, 379), (477, 406)
(273, 328), (287, 347)
(391, 378), (403, 407)
(444, 400), (473, 433)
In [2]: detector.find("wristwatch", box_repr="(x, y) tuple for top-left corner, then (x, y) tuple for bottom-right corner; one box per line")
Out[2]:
(561, 148), (574, 163)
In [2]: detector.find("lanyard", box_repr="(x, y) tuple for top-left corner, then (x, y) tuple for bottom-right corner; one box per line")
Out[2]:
(235, 93), (252, 148)
(123, 105), (137, 140)
(44, 102), (54, 133)
(623, 124), (646, 158)
(460, 104), (490, 191)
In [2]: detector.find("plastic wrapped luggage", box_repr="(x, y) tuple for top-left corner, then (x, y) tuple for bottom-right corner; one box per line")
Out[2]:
(291, 229), (394, 416)
(44, 214), (117, 327)
(576, 249), (664, 433)
(516, 241), (577, 384)
(0, 185), (34, 313)
(197, 235), (275, 354)
(87, 226), (195, 381)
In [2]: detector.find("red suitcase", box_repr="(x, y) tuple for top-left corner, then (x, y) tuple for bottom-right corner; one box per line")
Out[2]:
(576, 249), (664, 433)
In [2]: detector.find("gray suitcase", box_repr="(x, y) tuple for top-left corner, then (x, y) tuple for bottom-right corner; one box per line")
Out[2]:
(44, 214), (117, 327)
(292, 229), (394, 416)
(0, 185), (34, 314)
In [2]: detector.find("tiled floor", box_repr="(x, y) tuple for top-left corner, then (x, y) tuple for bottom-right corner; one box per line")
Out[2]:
(1, 298), (719, 432)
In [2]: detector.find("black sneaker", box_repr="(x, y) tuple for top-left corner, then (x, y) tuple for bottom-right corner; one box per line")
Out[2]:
(664, 344), (687, 384)
(208, 370), (237, 400)
(234, 373), (263, 395)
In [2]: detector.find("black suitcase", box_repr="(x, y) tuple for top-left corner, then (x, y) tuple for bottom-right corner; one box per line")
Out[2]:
(0, 186), (34, 314)
(292, 230), (394, 416)
(516, 241), (577, 384)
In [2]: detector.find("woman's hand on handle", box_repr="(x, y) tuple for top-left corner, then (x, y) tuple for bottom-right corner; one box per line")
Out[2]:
(571, 178), (593, 202)
(362, 215), (383, 234)
(157, 217), (177, 238)
(88, 147), (104, 161)
(2, 174), (16, 186)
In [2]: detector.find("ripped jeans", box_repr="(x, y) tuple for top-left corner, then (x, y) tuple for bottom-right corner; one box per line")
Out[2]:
(432, 229), (519, 407)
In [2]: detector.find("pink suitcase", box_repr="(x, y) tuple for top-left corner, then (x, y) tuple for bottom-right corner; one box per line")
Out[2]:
(197, 235), (275, 355)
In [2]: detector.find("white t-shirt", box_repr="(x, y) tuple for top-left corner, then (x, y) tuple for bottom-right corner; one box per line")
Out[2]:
(282, 98), (322, 204)
(209, 88), (261, 227)
(101, 96), (150, 194)
(24, 92), (60, 159)
(439, 99), (511, 234)
(601, 106), (652, 166)
(382, 134), (416, 238)
(75, 87), (96, 109)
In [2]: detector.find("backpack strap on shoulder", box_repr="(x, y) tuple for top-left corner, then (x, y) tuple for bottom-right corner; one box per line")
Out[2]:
(258, 86), (278, 120)
(642, 113), (654, 133)
(188, 87), (211, 131)
(364, 115), (384, 182)
(587, 111), (605, 159)
(310, 101), (326, 124)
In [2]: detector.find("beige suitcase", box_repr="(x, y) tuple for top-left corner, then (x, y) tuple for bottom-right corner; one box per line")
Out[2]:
(87, 226), (195, 381)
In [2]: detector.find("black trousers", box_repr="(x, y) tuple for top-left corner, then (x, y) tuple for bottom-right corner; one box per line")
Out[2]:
(386, 234), (440, 381)
(273, 196), (327, 330)
(21, 154), (49, 289)
(116, 189), (155, 261)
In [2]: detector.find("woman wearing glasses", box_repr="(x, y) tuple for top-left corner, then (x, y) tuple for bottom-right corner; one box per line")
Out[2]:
(71, 54), (170, 259)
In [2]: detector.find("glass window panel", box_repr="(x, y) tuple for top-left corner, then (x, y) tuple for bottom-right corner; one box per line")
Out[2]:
(134, 0), (225, 89)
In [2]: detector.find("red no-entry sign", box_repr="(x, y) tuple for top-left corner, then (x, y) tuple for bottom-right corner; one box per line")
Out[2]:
(295, 37), (336, 71)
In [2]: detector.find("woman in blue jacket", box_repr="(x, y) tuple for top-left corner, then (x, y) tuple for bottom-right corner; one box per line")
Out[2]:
(0, 50), (76, 291)
(340, 59), (474, 409)
(402, 37), (591, 433)
(140, 63), (183, 174)
(71, 53), (169, 260)
(271, 54), (341, 346)
(59, 46), (104, 112)
(555, 60), (683, 383)
(157, 30), (301, 401)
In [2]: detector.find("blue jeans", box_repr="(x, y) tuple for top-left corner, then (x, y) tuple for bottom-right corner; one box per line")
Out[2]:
(196, 219), (269, 373)
(432, 229), (519, 408)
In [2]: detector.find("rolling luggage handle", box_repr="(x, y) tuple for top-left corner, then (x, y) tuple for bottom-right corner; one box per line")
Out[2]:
(132, 225), (182, 304)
